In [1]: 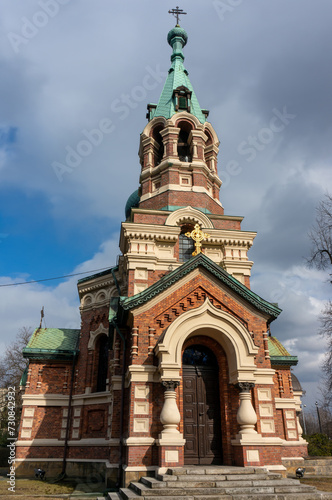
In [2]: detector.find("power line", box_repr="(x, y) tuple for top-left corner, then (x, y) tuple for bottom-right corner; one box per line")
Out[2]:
(0, 267), (113, 287)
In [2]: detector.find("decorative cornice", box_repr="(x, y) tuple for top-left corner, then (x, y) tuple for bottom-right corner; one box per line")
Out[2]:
(270, 356), (298, 366)
(120, 253), (281, 320)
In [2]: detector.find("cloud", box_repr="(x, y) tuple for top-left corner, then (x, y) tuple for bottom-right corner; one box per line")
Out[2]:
(0, 235), (120, 342)
(0, 0), (331, 410)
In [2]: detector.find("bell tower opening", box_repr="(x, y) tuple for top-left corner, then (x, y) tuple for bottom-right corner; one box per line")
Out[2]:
(152, 125), (164, 166)
(177, 121), (193, 162)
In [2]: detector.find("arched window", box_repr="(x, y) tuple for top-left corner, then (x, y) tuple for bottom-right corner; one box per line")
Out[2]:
(96, 335), (109, 392)
(183, 344), (218, 367)
(179, 225), (195, 262)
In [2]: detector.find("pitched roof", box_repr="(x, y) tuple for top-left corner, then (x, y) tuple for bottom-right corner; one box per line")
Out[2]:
(120, 253), (281, 320)
(151, 26), (206, 124)
(23, 328), (80, 360)
(268, 336), (298, 366)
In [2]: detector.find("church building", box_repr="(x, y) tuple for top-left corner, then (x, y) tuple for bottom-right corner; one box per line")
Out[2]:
(16, 19), (307, 486)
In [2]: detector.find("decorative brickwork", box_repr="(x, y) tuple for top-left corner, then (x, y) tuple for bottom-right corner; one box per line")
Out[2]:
(16, 22), (307, 485)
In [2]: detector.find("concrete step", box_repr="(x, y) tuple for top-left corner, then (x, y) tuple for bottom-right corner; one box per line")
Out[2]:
(107, 494), (122, 500)
(166, 466), (257, 476)
(116, 466), (332, 500)
(232, 494), (332, 500)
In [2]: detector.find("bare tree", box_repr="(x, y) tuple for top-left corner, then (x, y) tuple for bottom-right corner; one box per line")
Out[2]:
(319, 306), (332, 402)
(307, 193), (332, 409)
(0, 326), (32, 388)
(307, 193), (332, 280)
(0, 327), (32, 436)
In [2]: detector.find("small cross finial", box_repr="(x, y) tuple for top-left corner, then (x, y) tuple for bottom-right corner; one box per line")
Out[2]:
(168, 6), (187, 25)
(185, 224), (210, 256)
(39, 306), (44, 329)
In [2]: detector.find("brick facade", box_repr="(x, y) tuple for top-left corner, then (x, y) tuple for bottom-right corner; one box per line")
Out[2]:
(16, 23), (307, 486)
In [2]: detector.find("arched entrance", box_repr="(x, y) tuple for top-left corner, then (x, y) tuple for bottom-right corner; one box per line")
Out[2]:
(182, 344), (222, 465)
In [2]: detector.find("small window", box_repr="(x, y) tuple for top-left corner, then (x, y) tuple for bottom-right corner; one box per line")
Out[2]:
(179, 226), (195, 262)
(179, 96), (187, 109)
(96, 335), (109, 392)
(173, 86), (192, 113)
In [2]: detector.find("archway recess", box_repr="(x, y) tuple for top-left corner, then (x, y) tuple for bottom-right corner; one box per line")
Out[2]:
(155, 298), (258, 383)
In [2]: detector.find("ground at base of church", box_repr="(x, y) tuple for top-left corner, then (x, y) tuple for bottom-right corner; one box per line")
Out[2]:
(300, 477), (332, 492)
(0, 473), (105, 498)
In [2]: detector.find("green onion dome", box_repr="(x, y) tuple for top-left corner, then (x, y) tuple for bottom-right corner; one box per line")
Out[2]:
(125, 189), (140, 219)
(167, 25), (188, 48)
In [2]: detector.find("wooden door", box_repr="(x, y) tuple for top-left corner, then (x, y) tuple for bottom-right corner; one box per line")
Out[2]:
(183, 364), (222, 464)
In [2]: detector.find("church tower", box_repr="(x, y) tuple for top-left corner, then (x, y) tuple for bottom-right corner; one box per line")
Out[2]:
(16, 18), (307, 487)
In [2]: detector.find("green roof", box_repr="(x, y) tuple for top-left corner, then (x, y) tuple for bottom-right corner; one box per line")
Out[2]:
(23, 328), (80, 360)
(78, 267), (115, 284)
(120, 253), (281, 320)
(151, 25), (206, 124)
(268, 336), (298, 366)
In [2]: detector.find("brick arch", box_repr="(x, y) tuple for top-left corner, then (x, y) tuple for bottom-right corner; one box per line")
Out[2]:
(142, 116), (167, 137)
(88, 323), (108, 350)
(171, 111), (203, 130)
(165, 206), (214, 228)
(203, 121), (219, 146)
(155, 298), (258, 384)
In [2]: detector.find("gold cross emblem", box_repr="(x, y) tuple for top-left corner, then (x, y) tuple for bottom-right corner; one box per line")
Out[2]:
(185, 224), (210, 256)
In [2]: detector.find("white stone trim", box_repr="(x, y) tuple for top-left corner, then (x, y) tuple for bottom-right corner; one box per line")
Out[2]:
(165, 450), (179, 462)
(257, 388), (272, 400)
(22, 391), (113, 407)
(123, 465), (157, 472)
(247, 450), (260, 462)
(134, 401), (149, 415)
(15, 458), (112, 463)
(16, 438), (119, 447)
(124, 437), (155, 446)
(232, 435), (283, 446)
(126, 365), (158, 385)
(134, 386), (150, 398)
(133, 418), (149, 432)
(88, 324), (108, 350)
(274, 398), (297, 410)
(165, 206), (214, 228)
(155, 298), (258, 383)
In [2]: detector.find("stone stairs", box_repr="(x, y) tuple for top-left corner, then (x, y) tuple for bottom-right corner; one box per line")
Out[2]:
(99, 465), (332, 500)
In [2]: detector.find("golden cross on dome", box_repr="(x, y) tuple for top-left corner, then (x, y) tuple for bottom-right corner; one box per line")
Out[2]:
(185, 224), (210, 256)
(168, 6), (187, 25)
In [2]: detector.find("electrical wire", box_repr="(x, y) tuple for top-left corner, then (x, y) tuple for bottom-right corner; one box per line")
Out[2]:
(0, 267), (113, 287)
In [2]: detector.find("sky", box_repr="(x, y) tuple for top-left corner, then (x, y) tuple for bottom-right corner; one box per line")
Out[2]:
(0, 0), (331, 412)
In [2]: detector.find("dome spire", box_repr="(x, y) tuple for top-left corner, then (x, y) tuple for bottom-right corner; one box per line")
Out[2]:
(149, 7), (207, 124)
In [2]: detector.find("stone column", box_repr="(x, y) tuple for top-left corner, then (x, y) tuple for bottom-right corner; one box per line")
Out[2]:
(160, 380), (181, 436)
(236, 382), (257, 435)
(157, 380), (185, 469)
